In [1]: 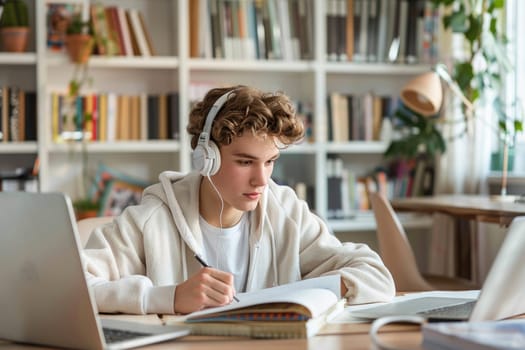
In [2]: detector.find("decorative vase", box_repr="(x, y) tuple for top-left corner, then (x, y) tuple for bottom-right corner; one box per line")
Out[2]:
(0, 27), (29, 52)
(65, 34), (93, 64)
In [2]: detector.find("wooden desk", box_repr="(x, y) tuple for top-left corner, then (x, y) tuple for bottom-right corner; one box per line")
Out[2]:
(391, 195), (525, 226)
(0, 316), (423, 350)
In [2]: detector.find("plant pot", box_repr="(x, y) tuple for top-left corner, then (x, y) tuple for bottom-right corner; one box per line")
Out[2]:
(73, 198), (100, 220)
(75, 208), (99, 221)
(0, 27), (29, 52)
(65, 34), (94, 64)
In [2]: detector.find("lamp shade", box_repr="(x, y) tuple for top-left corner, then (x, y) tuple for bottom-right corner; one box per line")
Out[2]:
(400, 71), (443, 117)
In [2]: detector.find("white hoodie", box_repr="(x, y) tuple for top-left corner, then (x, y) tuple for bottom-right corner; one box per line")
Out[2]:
(83, 170), (395, 314)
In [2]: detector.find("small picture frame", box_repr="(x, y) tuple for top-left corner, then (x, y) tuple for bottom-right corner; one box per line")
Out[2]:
(99, 179), (145, 216)
(89, 163), (149, 216)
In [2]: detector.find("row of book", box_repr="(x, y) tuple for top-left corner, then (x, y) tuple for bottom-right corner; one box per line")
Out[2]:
(326, 0), (440, 63)
(0, 87), (37, 143)
(327, 92), (397, 142)
(46, 3), (156, 57)
(50, 92), (179, 143)
(326, 156), (435, 219)
(190, 0), (314, 60)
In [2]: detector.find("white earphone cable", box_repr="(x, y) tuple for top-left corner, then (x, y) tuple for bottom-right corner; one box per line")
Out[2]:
(206, 175), (224, 231)
(207, 175), (224, 268)
(369, 315), (425, 350)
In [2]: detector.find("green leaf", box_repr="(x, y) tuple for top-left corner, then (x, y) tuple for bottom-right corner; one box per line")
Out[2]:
(465, 15), (482, 43)
(394, 109), (418, 127)
(498, 120), (507, 133)
(515, 121), (523, 133)
(69, 80), (80, 97)
(454, 62), (474, 92)
(435, 129), (446, 154)
(449, 10), (468, 32)
(491, 0), (505, 10)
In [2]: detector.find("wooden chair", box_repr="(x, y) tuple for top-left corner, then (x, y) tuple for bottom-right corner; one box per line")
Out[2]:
(76, 216), (113, 247)
(369, 192), (478, 292)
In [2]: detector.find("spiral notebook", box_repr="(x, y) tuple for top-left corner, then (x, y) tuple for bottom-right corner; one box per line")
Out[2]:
(165, 275), (345, 339)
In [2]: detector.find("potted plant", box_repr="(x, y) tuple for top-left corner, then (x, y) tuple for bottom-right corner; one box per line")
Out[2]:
(386, 1), (523, 186)
(0, 0), (29, 52)
(64, 13), (94, 64)
(431, 0), (523, 197)
(62, 14), (97, 218)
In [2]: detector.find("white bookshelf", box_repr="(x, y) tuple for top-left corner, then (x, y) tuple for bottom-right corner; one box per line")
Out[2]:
(0, 0), (436, 233)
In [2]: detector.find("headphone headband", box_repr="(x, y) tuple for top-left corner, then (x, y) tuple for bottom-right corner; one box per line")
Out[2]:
(198, 90), (234, 147)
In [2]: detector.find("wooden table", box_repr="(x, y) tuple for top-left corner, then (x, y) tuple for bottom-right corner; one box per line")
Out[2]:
(392, 194), (525, 283)
(0, 319), (423, 350)
(391, 195), (525, 226)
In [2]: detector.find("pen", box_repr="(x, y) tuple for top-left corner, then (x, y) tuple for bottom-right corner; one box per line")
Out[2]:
(194, 254), (240, 302)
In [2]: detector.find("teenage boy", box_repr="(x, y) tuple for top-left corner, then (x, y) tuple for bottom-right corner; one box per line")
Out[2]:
(83, 85), (395, 315)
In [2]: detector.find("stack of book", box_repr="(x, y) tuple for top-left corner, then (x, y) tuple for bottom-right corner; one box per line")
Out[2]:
(164, 275), (345, 339)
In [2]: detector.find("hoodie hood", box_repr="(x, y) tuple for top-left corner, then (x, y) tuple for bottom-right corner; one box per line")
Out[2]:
(145, 170), (204, 258)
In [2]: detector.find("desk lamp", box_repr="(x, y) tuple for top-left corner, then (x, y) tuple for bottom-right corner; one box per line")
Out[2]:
(400, 63), (474, 118)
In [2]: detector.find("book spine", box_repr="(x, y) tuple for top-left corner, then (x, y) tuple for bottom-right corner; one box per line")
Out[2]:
(138, 11), (156, 56)
(117, 6), (133, 56)
(2, 86), (9, 142)
(128, 9), (151, 57)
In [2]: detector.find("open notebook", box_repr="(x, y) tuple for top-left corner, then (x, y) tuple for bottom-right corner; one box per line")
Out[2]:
(351, 216), (525, 322)
(0, 192), (190, 350)
(164, 275), (345, 339)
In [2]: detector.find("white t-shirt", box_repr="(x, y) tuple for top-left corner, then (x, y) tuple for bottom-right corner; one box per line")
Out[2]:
(199, 213), (249, 293)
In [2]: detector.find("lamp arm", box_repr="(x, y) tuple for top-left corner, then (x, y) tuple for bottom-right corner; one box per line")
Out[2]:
(433, 63), (475, 112)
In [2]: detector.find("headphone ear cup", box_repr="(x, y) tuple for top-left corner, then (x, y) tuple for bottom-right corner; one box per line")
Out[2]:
(191, 144), (208, 175)
(206, 141), (221, 176)
(191, 141), (221, 176)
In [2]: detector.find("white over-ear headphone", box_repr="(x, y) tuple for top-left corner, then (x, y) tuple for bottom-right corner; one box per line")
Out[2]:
(191, 90), (233, 176)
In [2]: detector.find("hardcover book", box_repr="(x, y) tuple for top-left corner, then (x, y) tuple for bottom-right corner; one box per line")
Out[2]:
(165, 275), (344, 339)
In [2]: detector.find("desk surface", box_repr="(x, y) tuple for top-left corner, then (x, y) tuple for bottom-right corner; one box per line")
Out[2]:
(0, 315), (423, 350)
(392, 194), (525, 225)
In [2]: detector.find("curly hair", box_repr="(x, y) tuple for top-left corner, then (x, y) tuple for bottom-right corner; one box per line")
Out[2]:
(187, 85), (305, 149)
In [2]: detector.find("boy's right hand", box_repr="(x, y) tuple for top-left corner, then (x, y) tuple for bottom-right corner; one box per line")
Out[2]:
(173, 267), (236, 314)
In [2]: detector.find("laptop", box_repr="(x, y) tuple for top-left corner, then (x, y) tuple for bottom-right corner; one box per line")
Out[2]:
(351, 216), (525, 322)
(0, 192), (190, 349)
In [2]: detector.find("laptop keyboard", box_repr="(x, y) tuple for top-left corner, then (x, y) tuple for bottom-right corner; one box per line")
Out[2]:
(417, 300), (477, 319)
(103, 327), (152, 344)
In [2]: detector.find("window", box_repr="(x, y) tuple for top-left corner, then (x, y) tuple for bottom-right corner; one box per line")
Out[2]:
(506, 0), (525, 174)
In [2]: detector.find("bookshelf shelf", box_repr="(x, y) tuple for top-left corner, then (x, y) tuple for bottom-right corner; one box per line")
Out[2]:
(48, 141), (181, 153)
(46, 54), (179, 69)
(324, 63), (431, 75)
(280, 143), (318, 155)
(0, 142), (39, 154)
(325, 142), (388, 154)
(0, 53), (37, 65)
(188, 59), (313, 72)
